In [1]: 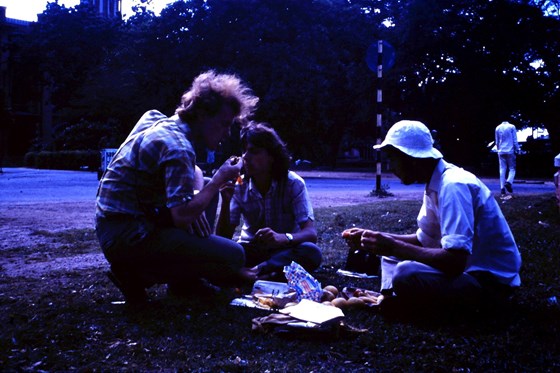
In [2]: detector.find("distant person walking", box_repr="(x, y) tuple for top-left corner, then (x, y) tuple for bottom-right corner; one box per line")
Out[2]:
(495, 121), (519, 195)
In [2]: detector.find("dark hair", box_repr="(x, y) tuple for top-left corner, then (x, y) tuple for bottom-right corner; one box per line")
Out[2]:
(175, 70), (258, 123)
(240, 122), (291, 180)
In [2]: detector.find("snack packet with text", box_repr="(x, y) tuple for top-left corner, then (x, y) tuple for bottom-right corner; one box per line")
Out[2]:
(283, 262), (322, 302)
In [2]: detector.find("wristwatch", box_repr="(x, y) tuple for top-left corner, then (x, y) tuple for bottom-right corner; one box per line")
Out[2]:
(285, 233), (294, 244)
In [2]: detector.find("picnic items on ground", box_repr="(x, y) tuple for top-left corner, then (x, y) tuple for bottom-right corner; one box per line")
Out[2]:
(327, 286), (384, 309)
(279, 299), (344, 325)
(230, 281), (383, 311)
(229, 261), (382, 336)
(251, 299), (346, 335)
(283, 261), (322, 302)
(251, 312), (369, 337)
(229, 280), (297, 309)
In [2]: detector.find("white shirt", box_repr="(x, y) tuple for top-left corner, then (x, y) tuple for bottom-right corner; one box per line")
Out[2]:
(416, 159), (522, 286)
(495, 121), (519, 155)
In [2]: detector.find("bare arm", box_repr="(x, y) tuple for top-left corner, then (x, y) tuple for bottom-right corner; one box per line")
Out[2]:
(215, 181), (236, 239)
(291, 219), (317, 245)
(170, 157), (242, 232)
(254, 219), (317, 248)
(343, 228), (467, 276)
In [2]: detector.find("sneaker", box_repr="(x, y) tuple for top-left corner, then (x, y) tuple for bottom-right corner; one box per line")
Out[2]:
(505, 182), (513, 193)
(106, 269), (148, 305)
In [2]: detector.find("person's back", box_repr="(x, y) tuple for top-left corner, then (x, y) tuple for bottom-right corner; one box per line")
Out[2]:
(495, 121), (519, 195)
(495, 121), (518, 155)
(96, 110), (187, 218)
(438, 162), (521, 286)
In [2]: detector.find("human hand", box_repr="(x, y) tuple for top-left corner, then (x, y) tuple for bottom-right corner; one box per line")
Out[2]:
(341, 227), (366, 250)
(213, 156), (243, 186)
(360, 230), (396, 256)
(253, 227), (283, 248)
(219, 180), (235, 202)
(239, 265), (260, 282)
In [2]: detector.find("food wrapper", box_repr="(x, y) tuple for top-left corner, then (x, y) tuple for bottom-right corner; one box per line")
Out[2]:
(251, 280), (297, 309)
(283, 262), (322, 302)
(229, 280), (297, 310)
(251, 280), (291, 295)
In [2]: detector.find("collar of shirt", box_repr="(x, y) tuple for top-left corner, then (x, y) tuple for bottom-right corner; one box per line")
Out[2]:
(248, 177), (278, 199)
(169, 114), (191, 138)
(426, 159), (448, 195)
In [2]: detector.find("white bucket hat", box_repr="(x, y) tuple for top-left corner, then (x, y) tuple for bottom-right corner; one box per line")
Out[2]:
(373, 120), (443, 159)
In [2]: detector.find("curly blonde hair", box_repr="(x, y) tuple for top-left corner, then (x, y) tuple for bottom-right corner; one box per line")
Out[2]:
(176, 70), (259, 123)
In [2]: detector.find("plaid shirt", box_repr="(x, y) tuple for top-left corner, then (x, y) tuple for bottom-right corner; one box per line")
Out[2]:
(96, 110), (196, 218)
(229, 171), (314, 243)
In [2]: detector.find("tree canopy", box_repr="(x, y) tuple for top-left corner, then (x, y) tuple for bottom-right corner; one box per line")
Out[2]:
(20, 0), (560, 169)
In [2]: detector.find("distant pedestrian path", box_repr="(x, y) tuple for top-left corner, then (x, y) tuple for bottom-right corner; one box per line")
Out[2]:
(0, 167), (554, 204)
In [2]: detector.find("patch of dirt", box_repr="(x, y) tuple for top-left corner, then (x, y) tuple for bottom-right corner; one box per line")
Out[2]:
(0, 201), (103, 278)
(0, 201), (96, 247)
(0, 191), (421, 279)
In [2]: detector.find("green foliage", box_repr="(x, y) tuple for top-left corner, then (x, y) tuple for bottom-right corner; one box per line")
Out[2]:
(52, 119), (123, 151)
(383, 0), (560, 165)
(24, 150), (99, 170)
(18, 0), (560, 165)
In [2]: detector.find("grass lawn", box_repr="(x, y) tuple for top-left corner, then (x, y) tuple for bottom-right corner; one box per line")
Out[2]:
(1, 193), (559, 371)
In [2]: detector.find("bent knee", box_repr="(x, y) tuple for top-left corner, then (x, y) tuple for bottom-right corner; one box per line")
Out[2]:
(392, 261), (423, 293)
(296, 242), (323, 270)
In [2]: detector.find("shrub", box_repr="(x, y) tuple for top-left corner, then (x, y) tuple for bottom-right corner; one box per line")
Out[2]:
(23, 150), (99, 171)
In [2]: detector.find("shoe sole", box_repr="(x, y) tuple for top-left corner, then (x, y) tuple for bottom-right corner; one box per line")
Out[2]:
(106, 270), (148, 305)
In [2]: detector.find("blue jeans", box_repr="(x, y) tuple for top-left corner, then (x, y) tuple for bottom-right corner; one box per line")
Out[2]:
(242, 241), (322, 275)
(96, 216), (245, 287)
(381, 257), (513, 306)
(498, 153), (516, 189)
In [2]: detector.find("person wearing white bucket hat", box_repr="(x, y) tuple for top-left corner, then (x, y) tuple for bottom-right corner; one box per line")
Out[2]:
(343, 120), (521, 313)
(373, 120), (443, 159)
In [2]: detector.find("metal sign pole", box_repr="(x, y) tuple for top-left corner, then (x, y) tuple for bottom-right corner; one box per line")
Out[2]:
(366, 39), (395, 197)
(375, 40), (383, 193)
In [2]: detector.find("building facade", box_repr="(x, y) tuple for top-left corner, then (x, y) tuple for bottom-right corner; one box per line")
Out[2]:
(81, 0), (122, 19)
(0, 7), (37, 165)
(1, 2), (123, 165)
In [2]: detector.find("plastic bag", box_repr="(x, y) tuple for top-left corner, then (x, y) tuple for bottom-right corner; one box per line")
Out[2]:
(283, 262), (322, 302)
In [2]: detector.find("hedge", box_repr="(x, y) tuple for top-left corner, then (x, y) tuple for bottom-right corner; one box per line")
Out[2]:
(24, 150), (100, 171)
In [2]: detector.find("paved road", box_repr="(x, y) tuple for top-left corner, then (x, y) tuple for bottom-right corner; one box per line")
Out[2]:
(301, 172), (555, 196)
(0, 168), (98, 203)
(0, 167), (555, 203)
